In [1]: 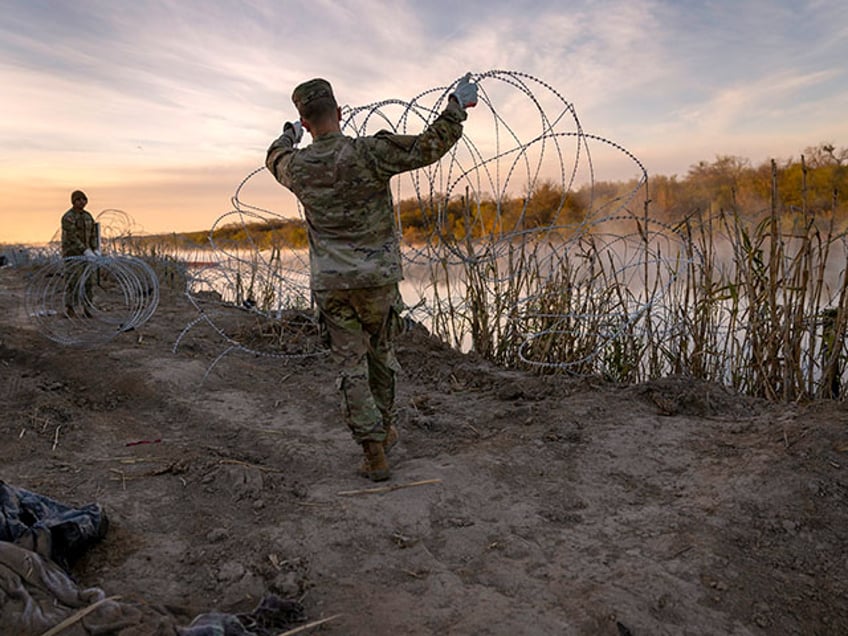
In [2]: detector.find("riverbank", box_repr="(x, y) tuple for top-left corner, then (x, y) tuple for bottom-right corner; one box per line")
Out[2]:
(1, 264), (847, 634)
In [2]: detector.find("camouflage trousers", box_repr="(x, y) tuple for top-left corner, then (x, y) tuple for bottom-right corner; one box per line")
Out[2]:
(313, 283), (404, 444)
(63, 257), (93, 310)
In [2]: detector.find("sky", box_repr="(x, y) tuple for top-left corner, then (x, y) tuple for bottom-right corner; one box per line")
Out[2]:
(1, 0), (847, 245)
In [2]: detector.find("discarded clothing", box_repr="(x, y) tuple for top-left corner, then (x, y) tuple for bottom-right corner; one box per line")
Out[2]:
(179, 595), (306, 636)
(0, 482), (305, 635)
(0, 480), (108, 568)
(0, 540), (179, 635)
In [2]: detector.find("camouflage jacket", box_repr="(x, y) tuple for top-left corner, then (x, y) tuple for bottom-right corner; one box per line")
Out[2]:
(61, 208), (98, 257)
(266, 102), (467, 290)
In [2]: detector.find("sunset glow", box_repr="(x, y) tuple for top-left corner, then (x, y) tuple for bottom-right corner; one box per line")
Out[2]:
(2, 0), (846, 244)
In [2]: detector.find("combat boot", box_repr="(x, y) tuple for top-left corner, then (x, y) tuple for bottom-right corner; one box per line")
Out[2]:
(359, 441), (390, 481)
(383, 425), (399, 454)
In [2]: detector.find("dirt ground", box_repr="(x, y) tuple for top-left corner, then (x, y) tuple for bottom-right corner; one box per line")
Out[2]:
(1, 264), (847, 636)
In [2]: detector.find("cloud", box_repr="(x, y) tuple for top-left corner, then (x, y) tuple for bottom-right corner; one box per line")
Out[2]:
(3, 0), (848, 243)
(666, 68), (844, 138)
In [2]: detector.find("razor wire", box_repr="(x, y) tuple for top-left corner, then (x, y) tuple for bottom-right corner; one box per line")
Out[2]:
(25, 254), (160, 347)
(173, 199), (324, 372)
(178, 69), (698, 374)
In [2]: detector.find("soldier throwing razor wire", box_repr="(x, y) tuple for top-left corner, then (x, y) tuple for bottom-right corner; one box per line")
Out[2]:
(265, 74), (478, 481)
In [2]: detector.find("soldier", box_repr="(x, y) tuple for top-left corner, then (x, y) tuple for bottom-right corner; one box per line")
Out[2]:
(61, 190), (99, 317)
(266, 74), (478, 481)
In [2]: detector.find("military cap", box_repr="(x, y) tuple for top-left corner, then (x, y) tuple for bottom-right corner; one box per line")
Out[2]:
(292, 78), (335, 111)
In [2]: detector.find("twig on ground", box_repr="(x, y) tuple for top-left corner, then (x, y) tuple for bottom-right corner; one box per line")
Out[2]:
(39, 595), (121, 636)
(401, 568), (427, 578)
(218, 458), (285, 473)
(51, 425), (61, 451)
(119, 457), (158, 464)
(275, 614), (343, 635)
(782, 426), (809, 449)
(151, 463), (181, 476)
(337, 478), (442, 497)
(669, 545), (693, 559)
(109, 468), (127, 490)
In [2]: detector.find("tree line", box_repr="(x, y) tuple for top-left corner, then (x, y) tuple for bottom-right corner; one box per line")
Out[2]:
(133, 142), (847, 250)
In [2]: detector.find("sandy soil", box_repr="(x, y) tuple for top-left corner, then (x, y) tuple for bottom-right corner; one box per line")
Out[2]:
(1, 264), (847, 635)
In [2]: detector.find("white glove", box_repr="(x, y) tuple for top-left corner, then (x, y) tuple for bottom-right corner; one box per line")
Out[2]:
(83, 248), (95, 259)
(450, 73), (478, 109)
(283, 120), (304, 144)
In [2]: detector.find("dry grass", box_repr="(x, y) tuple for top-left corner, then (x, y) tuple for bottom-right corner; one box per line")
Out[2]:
(421, 184), (848, 402)
(99, 174), (848, 403)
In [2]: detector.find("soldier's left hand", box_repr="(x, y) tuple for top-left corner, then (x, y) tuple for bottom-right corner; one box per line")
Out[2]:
(450, 73), (478, 109)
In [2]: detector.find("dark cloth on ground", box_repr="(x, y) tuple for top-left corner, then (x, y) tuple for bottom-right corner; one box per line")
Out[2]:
(0, 482), (305, 635)
(0, 540), (180, 635)
(0, 480), (108, 569)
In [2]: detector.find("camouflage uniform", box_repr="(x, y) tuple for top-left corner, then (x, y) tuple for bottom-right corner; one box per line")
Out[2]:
(312, 283), (404, 442)
(61, 201), (98, 311)
(266, 81), (467, 443)
(61, 207), (97, 258)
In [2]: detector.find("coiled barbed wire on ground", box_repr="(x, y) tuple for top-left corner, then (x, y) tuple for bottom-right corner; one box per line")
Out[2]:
(174, 203), (324, 373)
(180, 70), (694, 374)
(25, 254), (160, 347)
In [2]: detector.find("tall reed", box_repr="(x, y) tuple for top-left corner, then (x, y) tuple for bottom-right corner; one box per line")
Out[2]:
(421, 174), (848, 402)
